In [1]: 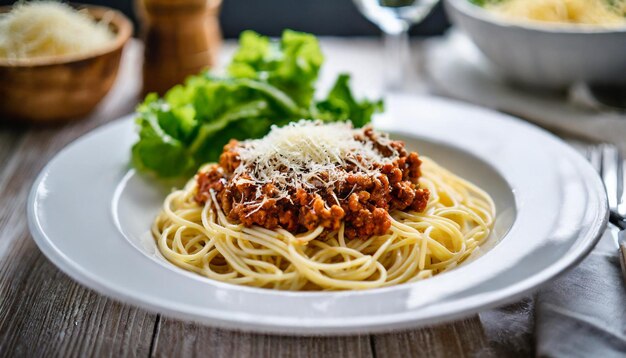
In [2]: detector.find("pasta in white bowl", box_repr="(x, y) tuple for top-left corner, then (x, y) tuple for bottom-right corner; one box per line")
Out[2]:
(445, 0), (626, 88)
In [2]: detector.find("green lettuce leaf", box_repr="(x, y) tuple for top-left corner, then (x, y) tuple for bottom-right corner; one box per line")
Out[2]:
(315, 74), (384, 128)
(468, 0), (505, 6)
(132, 30), (383, 178)
(228, 29), (323, 107)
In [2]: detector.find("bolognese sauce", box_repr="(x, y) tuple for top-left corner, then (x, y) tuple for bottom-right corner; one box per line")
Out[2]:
(195, 123), (429, 239)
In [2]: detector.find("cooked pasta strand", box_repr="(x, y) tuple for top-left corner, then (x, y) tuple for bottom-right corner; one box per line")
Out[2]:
(152, 157), (495, 290)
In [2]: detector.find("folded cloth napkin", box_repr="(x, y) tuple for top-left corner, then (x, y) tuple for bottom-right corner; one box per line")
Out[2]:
(535, 231), (626, 358)
(479, 297), (535, 357)
(477, 232), (626, 358)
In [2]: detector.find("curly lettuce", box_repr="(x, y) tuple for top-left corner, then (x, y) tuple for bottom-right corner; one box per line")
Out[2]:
(132, 30), (383, 178)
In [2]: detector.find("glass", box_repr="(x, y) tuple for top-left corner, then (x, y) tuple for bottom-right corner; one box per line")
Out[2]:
(353, 0), (440, 91)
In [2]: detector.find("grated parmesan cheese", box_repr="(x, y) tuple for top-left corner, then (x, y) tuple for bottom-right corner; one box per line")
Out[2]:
(0, 1), (114, 61)
(232, 120), (399, 202)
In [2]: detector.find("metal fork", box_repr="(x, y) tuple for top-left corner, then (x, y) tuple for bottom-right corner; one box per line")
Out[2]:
(596, 144), (626, 283)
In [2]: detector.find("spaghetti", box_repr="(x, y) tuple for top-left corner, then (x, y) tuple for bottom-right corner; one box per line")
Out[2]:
(152, 137), (496, 290)
(483, 0), (626, 27)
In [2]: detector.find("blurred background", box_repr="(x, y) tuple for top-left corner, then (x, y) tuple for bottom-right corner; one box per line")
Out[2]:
(0, 0), (450, 37)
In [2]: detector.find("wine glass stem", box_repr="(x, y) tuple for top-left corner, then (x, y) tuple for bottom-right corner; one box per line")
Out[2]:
(383, 23), (411, 92)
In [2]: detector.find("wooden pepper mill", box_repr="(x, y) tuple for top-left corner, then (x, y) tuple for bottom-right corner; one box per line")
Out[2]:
(136, 0), (222, 95)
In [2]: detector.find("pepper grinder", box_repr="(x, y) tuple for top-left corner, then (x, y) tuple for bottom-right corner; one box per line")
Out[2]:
(136, 0), (222, 95)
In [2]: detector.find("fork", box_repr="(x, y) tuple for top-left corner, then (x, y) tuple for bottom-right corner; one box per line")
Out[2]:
(597, 144), (626, 283)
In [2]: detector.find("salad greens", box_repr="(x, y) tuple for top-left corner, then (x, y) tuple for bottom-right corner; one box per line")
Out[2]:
(132, 30), (383, 178)
(468, 0), (503, 6)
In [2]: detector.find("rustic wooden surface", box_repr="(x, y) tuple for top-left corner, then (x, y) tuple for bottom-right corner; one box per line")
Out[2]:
(0, 40), (552, 358)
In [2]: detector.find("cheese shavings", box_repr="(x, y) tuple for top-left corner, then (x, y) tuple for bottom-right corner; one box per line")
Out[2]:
(0, 1), (114, 61)
(233, 120), (399, 202)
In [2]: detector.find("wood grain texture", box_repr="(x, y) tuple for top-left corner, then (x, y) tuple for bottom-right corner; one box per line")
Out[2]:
(0, 126), (24, 192)
(151, 317), (374, 358)
(372, 317), (493, 358)
(0, 238), (156, 357)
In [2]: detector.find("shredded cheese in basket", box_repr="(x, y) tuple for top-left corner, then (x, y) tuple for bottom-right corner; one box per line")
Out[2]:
(0, 1), (114, 61)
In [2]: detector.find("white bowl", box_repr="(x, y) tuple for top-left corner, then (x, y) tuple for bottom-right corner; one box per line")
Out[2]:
(444, 0), (626, 88)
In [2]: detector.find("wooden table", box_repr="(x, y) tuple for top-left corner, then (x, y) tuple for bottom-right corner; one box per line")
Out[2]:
(0, 40), (545, 358)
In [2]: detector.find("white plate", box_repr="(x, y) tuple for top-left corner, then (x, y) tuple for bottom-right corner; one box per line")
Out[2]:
(27, 95), (607, 335)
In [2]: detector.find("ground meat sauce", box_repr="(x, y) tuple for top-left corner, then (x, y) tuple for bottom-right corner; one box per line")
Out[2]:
(195, 127), (430, 239)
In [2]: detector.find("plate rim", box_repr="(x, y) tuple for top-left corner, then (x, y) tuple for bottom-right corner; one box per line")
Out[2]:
(27, 95), (608, 334)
